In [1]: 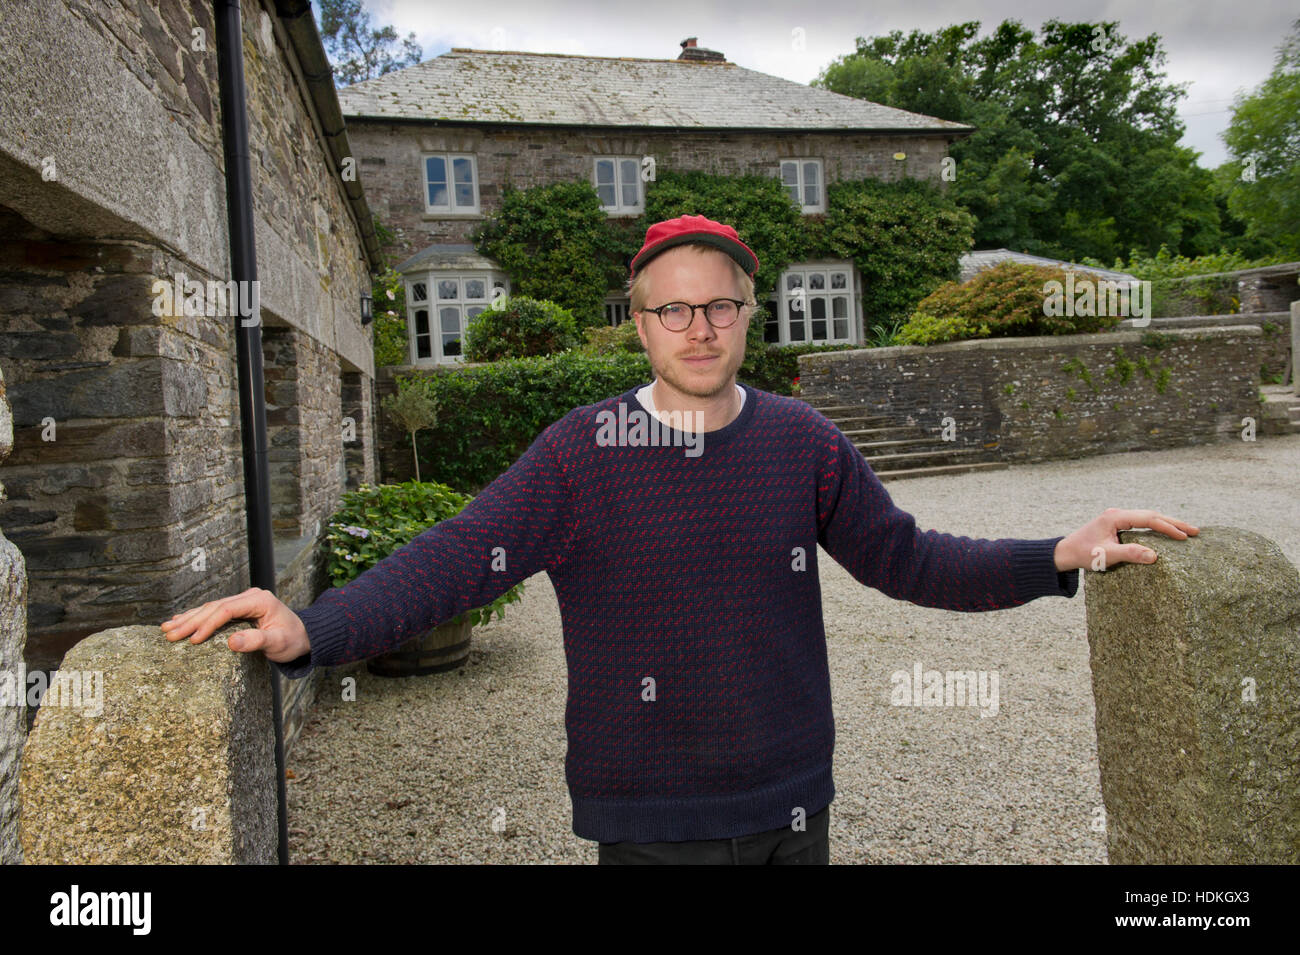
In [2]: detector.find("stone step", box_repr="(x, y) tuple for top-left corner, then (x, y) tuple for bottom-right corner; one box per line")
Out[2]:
(1260, 389), (1300, 434)
(852, 436), (948, 451)
(830, 416), (898, 430)
(876, 461), (1011, 481)
(807, 403), (874, 416)
(864, 447), (999, 471)
(841, 426), (925, 440)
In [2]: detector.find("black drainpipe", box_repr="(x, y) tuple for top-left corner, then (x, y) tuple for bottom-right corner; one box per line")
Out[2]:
(215, 0), (289, 865)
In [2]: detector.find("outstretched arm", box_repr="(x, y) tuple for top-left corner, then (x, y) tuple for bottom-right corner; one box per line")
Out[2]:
(161, 422), (576, 677)
(816, 425), (1198, 610)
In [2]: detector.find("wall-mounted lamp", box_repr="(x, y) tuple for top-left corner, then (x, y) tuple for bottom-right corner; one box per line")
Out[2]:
(361, 291), (373, 326)
(893, 152), (907, 161)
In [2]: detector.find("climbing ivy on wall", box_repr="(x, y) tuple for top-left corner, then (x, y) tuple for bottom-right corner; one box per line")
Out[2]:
(470, 170), (976, 327)
(471, 181), (634, 332)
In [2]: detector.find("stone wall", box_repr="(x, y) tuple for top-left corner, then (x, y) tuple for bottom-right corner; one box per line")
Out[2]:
(798, 326), (1266, 463)
(350, 121), (956, 264)
(1239, 270), (1298, 314)
(1128, 311), (1291, 382)
(0, 0), (378, 757)
(1157, 265), (1299, 318)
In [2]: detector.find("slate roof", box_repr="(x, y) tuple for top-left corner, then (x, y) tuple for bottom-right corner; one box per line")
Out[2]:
(395, 244), (499, 274)
(336, 49), (973, 133)
(959, 249), (1137, 284)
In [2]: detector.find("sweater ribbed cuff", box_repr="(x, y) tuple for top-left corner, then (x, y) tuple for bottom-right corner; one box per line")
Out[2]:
(271, 602), (355, 680)
(1010, 537), (1079, 603)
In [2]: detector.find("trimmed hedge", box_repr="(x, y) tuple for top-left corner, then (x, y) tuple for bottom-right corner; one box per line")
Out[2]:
(463, 296), (581, 361)
(395, 351), (652, 493)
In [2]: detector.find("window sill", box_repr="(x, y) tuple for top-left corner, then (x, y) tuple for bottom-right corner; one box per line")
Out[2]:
(421, 212), (484, 220)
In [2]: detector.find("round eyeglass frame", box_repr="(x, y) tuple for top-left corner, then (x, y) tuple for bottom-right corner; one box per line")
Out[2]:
(640, 298), (750, 331)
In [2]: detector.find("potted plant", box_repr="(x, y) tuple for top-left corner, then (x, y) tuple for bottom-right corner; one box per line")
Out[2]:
(321, 480), (525, 677)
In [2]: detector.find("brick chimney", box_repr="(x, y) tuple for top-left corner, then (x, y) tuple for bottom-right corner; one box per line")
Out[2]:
(678, 37), (726, 62)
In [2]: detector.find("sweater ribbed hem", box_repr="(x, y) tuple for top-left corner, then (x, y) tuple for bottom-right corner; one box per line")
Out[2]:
(1010, 537), (1079, 602)
(272, 602), (354, 680)
(570, 760), (835, 843)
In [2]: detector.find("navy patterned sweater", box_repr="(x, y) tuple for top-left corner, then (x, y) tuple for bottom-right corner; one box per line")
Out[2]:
(276, 382), (1079, 843)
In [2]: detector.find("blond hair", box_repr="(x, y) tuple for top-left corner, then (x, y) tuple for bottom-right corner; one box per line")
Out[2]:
(628, 243), (756, 314)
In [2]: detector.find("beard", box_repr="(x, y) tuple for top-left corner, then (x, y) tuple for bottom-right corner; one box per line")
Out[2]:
(650, 341), (747, 400)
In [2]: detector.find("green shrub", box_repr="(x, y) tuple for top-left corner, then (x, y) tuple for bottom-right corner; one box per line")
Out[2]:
(322, 480), (525, 627)
(579, 320), (644, 356)
(897, 261), (1124, 345)
(463, 296), (582, 362)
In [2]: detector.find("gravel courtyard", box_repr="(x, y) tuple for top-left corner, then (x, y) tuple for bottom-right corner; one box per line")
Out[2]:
(284, 434), (1300, 864)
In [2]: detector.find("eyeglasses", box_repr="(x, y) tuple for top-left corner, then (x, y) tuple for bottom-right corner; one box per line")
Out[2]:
(641, 298), (748, 331)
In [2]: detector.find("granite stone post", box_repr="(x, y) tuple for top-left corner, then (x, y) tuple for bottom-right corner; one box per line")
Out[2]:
(1291, 299), (1298, 391)
(0, 364), (27, 864)
(1084, 526), (1300, 863)
(19, 623), (277, 863)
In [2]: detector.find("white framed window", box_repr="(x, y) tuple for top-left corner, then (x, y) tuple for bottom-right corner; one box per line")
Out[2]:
(780, 159), (824, 213)
(593, 157), (644, 214)
(776, 263), (858, 346)
(604, 296), (632, 326)
(405, 271), (509, 364)
(423, 154), (480, 215)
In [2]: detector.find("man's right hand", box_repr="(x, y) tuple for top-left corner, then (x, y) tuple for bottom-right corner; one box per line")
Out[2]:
(160, 587), (311, 664)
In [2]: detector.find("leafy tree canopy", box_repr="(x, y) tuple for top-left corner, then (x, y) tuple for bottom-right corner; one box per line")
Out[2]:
(815, 19), (1223, 262)
(317, 0), (421, 86)
(1218, 19), (1300, 258)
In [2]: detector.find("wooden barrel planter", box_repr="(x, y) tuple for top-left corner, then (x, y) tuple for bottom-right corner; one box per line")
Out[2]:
(367, 617), (473, 677)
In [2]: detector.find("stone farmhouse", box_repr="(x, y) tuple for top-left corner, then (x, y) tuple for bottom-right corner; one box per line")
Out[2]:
(335, 38), (974, 365)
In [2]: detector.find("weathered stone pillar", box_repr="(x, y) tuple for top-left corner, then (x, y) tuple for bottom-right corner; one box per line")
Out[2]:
(0, 364), (28, 864)
(1085, 526), (1300, 863)
(1291, 299), (1298, 392)
(19, 623), (277, 863)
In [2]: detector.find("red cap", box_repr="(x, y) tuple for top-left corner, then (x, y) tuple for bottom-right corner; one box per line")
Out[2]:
(629, 214), (759, 278)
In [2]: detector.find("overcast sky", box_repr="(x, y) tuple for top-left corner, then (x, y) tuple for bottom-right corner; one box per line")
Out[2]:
(362, 0), (1297, 169)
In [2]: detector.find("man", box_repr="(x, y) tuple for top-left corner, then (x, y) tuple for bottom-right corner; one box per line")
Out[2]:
(161, 214), (1198, 865)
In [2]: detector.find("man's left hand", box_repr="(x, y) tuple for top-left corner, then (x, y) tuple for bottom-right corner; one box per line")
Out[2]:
(1054, 508), (1199, 572)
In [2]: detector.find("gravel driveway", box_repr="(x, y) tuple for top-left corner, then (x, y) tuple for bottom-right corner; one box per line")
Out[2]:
(284, 434), (1300, 864)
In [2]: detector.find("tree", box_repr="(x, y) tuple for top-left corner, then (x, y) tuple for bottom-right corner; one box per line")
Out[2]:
(383, 380), (438, 482)
(815, 20), (1220, 262)
(316, 0), (421, 87)
(1219, 19), (1300, 258)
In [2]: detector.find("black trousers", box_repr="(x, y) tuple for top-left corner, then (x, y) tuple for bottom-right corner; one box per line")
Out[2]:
(596, 806), (830, 865)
